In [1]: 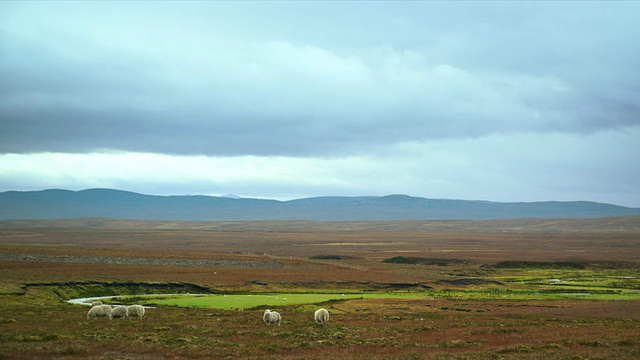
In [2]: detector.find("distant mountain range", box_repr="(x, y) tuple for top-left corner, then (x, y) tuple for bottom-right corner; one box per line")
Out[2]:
(1, 189), (639, 221)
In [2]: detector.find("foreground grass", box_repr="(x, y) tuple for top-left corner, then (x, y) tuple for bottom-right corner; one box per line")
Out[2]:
(2, 296), (639, 360)
(4, 277), (640, 359)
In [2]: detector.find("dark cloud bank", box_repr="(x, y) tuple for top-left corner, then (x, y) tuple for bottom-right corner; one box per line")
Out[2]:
(1, 1), (639, 157)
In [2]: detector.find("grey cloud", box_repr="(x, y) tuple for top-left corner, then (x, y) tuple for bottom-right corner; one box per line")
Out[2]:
(1, 2), (639, 156)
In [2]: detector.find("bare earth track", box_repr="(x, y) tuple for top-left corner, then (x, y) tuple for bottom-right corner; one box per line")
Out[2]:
(1, 217), (639, 359)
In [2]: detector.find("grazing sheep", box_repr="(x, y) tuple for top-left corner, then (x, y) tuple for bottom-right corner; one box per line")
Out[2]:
(111, 305), (129, 319)
(314, 308), (330, 326)
(90, 301), (103, 307)
(263, 309), (281, 326)
(127, 305), (145, 319)
(87, 305), (113, 320)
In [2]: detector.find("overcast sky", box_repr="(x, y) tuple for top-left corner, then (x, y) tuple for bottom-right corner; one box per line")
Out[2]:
(1, 1), (639, 207)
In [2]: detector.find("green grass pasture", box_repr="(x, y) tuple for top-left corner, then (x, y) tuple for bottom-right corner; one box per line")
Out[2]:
(492, 268), (640, 299)
(116, 285), (640, 311)
(127, 292), (433, 310)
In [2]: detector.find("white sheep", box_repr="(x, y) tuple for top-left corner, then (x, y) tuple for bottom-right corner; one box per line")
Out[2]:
(263, 309), (281, 326)
(90, 301), (103, 307)
(314, 308), (330, 326)
(111, 305), (129, 319)
(87, 304), (113, 320)
(127, 305), (145, 319)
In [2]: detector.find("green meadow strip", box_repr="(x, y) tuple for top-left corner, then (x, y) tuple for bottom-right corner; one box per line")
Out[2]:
(123, 289), (640, 310)
(131, 292), (431, 310)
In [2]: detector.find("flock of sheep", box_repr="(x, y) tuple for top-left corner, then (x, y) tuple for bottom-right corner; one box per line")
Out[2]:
(263, 307), (330, 327)
(87, 301), (329, 327)
(86, 301), (145, 320)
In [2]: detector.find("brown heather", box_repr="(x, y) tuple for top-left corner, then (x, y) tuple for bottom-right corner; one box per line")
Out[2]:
(0, 218), (639, 359)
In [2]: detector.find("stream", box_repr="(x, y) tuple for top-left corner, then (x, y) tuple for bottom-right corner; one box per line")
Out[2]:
(66, 293), (206, 307)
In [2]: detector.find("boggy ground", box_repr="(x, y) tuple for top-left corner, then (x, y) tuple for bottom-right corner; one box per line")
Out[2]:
(0, 218), (639, 359)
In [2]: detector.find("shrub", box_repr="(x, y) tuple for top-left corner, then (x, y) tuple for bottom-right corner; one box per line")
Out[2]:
(383, 256), (466, 266)
(309, 255), (342, 260)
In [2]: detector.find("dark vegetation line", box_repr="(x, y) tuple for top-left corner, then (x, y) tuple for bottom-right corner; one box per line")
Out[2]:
(0, 253), (310, 269)
(26, 281), (213, 300)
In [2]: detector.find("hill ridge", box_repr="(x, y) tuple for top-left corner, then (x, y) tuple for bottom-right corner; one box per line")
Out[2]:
(1, 188), (639, 221)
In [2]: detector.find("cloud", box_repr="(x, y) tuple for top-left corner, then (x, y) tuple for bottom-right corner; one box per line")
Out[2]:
(2, 2), (639, 157)
(1, 2), (639, 207)
(1, 127), (638, 206)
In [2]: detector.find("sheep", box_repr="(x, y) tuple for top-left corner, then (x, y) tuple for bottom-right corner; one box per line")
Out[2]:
(87, 304), (113, 320)
(111, 305), (129, 319)
(90, 301), (103, 307)
(263, 309), (281, 326)
(314, 308), (330, 326)
(127, 305), (145, 319)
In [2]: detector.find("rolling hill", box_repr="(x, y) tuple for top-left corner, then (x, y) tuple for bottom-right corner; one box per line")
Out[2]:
(1, 189), (639, 221)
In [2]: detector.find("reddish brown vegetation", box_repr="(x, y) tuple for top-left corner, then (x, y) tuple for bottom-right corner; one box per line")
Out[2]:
(0, 218), (639, 359)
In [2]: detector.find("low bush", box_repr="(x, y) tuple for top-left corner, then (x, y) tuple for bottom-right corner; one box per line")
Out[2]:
(309, 255), (343, 260)
(383, 256), (466, 266)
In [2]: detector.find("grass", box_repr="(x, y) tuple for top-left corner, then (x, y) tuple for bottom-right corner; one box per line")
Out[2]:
(1, 218), (639, 359)
(496, 268), (640, 299)
(105, 292), (438, 310)
(108, 285), (640, 312)
(129, 293), (371, 310)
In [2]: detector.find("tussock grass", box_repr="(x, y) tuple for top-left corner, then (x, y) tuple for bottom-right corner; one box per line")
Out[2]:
(1, 219), (639, 359)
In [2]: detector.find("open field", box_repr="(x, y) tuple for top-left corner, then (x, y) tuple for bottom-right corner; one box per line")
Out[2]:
(1, 218), (639, 359)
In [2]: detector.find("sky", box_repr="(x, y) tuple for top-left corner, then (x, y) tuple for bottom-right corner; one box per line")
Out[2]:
(1, 1), (639, 207)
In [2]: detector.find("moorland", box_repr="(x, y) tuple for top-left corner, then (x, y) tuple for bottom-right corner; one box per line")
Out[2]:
(0, 217), (639, 359)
